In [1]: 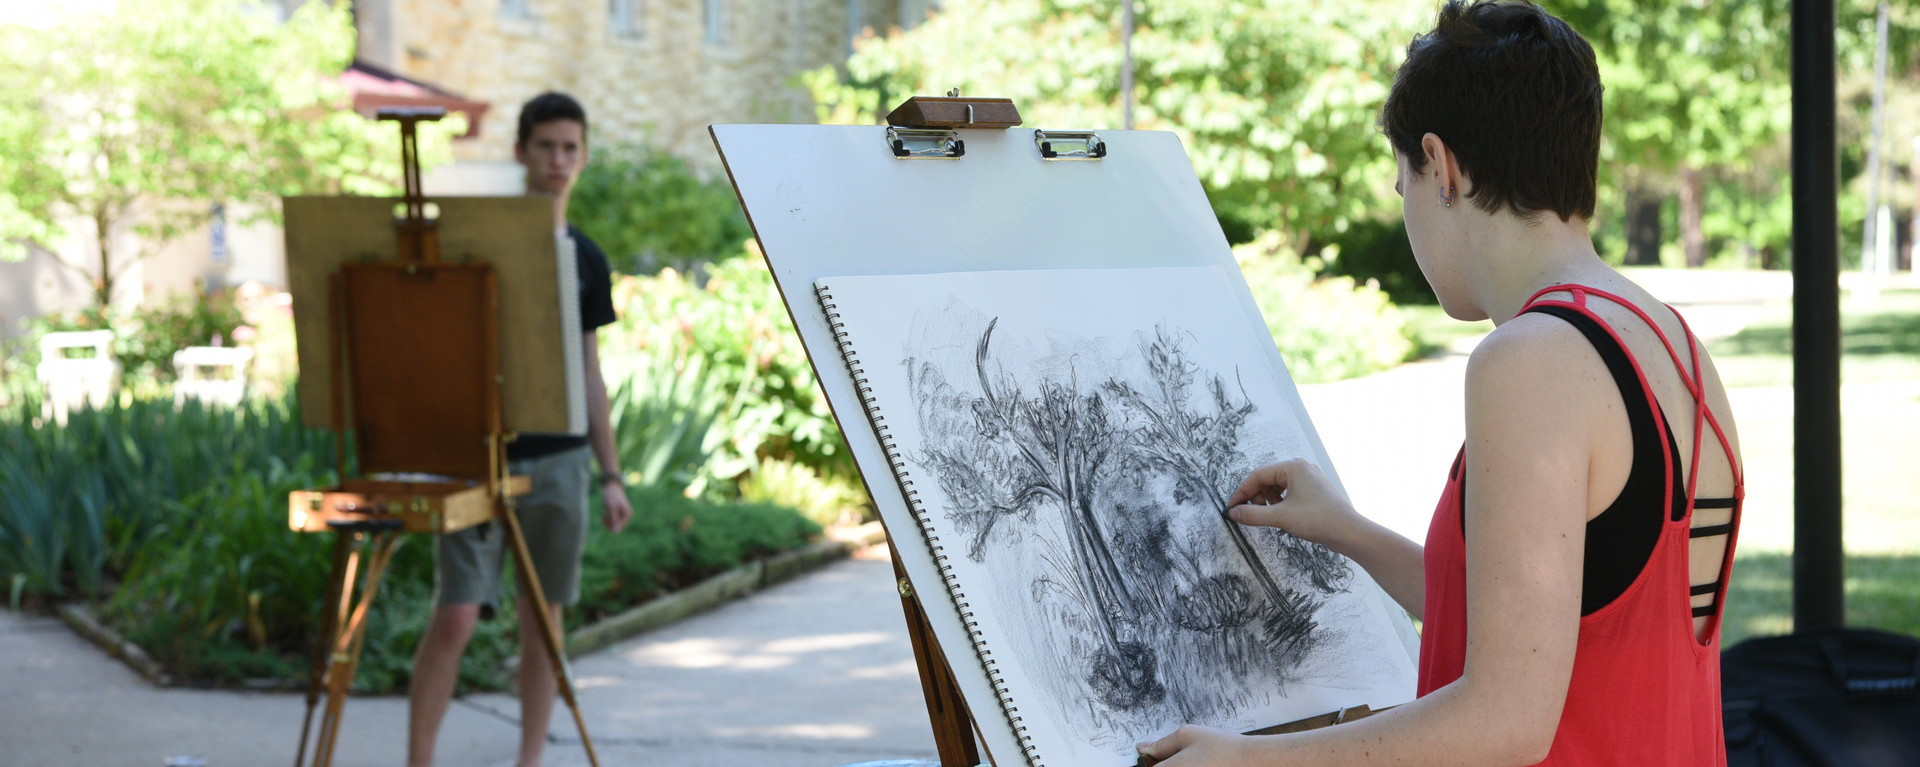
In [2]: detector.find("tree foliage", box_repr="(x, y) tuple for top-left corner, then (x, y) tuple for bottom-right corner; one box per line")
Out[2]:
(0, 0), (451, 306)
(811, 0), (1920, 269)
(806, 0), (1429, 247)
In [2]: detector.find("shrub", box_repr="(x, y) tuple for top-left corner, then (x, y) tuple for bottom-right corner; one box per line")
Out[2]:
(601, 253), (858, 497)
(0, 382), (827, 692)
(1234, 232), (1414, 383)
(0, 393), (338, 600)
(568, 143), (753, 276)
(1312, 217), (1434, 307)
(572, 484), (822, 631)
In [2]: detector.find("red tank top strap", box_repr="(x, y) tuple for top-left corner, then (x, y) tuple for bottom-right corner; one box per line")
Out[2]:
(1522, 283), (1746, 500)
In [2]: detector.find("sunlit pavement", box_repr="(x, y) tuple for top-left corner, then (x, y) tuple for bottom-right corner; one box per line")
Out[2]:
(0, 544), (943, 767)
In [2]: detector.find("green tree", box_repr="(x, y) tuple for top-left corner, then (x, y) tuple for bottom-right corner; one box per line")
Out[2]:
(1562, 0), (1920, 267)
(0, 0), (447, 307)
(805, 0), (1429, 250)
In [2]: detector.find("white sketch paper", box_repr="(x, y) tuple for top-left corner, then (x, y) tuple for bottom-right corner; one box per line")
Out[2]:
(815, 265), (1417, 767)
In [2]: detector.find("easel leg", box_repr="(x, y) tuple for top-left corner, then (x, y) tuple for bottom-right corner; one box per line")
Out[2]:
(495, 498), (601, 767)
(296, 532), (355, 767)
(892, 549), (982, 767)
(305, 528), (405, 767)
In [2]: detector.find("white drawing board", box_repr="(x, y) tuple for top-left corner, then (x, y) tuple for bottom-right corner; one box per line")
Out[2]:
(710, 124), (1408, 765)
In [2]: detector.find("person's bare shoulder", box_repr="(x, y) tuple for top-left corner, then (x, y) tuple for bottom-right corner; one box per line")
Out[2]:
(1466, 313), (1610, 400)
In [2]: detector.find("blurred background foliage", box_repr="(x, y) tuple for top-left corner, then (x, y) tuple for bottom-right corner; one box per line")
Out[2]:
(0, 0), (460, 309)
(806, 0), (1920, 280)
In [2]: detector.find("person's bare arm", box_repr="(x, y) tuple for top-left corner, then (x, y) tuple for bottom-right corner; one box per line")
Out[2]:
(1143, 317), (1602, 766)
(1227, 459), (1427, 619)
(583, 331), (631, 533)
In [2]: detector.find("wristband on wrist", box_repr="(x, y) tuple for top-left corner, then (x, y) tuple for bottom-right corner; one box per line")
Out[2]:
(598, 471), (625, 486)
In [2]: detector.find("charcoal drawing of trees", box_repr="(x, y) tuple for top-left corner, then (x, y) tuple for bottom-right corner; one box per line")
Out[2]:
(917, 318), (1165, 711)
(910, 314), (1363, 728)
(1107, 327), (1355, 597)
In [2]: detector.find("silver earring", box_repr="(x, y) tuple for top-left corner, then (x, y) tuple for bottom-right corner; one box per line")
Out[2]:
(1440, 184), (1456, 208)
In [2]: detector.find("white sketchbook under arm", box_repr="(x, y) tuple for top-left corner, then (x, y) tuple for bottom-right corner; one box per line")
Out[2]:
(712, 124), (1417, 767)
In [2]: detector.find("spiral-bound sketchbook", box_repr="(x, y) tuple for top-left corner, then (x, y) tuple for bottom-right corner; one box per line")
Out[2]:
(814, 264), (1417, 767)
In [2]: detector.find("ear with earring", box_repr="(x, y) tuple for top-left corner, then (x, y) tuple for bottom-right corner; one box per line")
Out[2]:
(1440, 184), (1456, 208)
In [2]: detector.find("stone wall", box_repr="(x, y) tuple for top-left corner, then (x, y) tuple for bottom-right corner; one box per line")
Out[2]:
(360, 0), (927, 170)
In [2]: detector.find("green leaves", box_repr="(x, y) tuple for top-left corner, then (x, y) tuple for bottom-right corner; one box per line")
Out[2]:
(600, 256), (852, 496)
(0, 0), (452, 303)
(807, 0), (1427, 244)
(568, 144), (753, 276)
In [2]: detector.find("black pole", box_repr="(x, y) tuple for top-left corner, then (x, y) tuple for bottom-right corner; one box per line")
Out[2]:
(1791, 0), (1844, 632)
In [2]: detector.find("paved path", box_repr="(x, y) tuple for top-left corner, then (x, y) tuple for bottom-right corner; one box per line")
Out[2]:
(0, 544), (942, 767)
(5, 267), (1899, 766)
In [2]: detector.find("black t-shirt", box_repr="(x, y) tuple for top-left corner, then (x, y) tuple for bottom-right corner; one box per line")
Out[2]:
(509, 225), (616, 460)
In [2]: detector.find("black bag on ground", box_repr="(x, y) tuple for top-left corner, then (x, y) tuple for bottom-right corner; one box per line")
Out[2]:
(1722, 628), (1920, 766)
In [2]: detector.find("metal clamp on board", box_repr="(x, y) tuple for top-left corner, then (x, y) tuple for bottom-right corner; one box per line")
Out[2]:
(1035, 129), (1107, 161)
(888, 126), (965, 159)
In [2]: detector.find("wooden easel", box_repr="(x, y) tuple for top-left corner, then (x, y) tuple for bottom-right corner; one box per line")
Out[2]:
(715, 97), (1408, 767)
(287, 108), (600, 767)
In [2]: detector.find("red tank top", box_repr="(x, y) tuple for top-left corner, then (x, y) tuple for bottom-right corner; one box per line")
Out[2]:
(1416, 285), (1746, 766)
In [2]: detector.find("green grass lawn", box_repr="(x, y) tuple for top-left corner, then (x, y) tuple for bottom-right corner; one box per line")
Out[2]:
(1709, 288), (1920, 388)
(1709, 286), (1920, 646)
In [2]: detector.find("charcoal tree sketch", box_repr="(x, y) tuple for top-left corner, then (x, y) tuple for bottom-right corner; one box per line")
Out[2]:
(817, 265), (1416, 765)
(906, 309), (1361, 735)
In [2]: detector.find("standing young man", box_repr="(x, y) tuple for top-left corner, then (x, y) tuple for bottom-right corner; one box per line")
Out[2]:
(408, 91), (633, 767)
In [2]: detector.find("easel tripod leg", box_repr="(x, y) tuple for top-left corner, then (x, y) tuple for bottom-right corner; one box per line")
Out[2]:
(296, 532), (355, 767)
(892, 549), (982, 767)
(496, 500), (601, 767)
(311, 530), (405, 767)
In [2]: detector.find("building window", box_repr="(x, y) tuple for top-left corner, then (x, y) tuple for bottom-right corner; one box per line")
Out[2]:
(704, 0), (730, 45)
(610, 0), (643, 37)
(501, 0), (533, 19)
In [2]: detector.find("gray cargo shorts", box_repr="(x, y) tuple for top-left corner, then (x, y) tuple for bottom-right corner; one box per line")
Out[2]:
(433, 445), (590, 619)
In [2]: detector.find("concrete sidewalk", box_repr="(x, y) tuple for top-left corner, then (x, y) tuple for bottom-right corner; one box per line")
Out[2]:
(0, 544), (943, 767)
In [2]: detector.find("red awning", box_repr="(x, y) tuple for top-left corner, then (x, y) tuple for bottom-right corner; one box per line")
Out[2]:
(341, 60), (489, 139)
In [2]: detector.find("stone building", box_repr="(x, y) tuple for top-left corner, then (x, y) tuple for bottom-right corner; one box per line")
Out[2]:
(0, 0), (934, 337)
(359, 0), (937, 193)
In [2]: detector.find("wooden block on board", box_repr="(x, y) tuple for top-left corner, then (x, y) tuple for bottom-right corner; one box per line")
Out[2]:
(885, 96), (1022, 129)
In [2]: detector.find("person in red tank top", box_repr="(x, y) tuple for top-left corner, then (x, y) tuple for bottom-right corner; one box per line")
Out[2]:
(1139, 2), (1745, 765)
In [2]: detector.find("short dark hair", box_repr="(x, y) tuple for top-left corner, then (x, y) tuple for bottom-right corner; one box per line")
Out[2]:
(1379, 1), (1603, 221)
(516, 91), (588, 148)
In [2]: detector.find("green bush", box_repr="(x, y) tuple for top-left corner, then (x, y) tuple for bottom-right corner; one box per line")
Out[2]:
(607, 352), (731, 497)
(0, 381), (827, 691)
(0, 394), (338, 599)
(1234, 232), (1415, 383)
(568, 143), (753, 276)
(602, 254), (858, 496)
(1313, 217), (1434, 307)
(572, 485), (822, 631)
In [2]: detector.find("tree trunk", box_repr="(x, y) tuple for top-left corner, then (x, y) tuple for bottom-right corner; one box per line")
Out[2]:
(93, 206), (114, 308)
(1624, 187), (1664, 266)
(1679, 168), (1706, 268)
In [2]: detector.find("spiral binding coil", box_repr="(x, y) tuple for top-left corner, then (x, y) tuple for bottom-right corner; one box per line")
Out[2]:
(815, 281), (1045, 767)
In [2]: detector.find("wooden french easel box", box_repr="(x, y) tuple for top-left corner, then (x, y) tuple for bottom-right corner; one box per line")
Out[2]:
(281, 194), (587, 535)
(288, 476), (531, 535)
